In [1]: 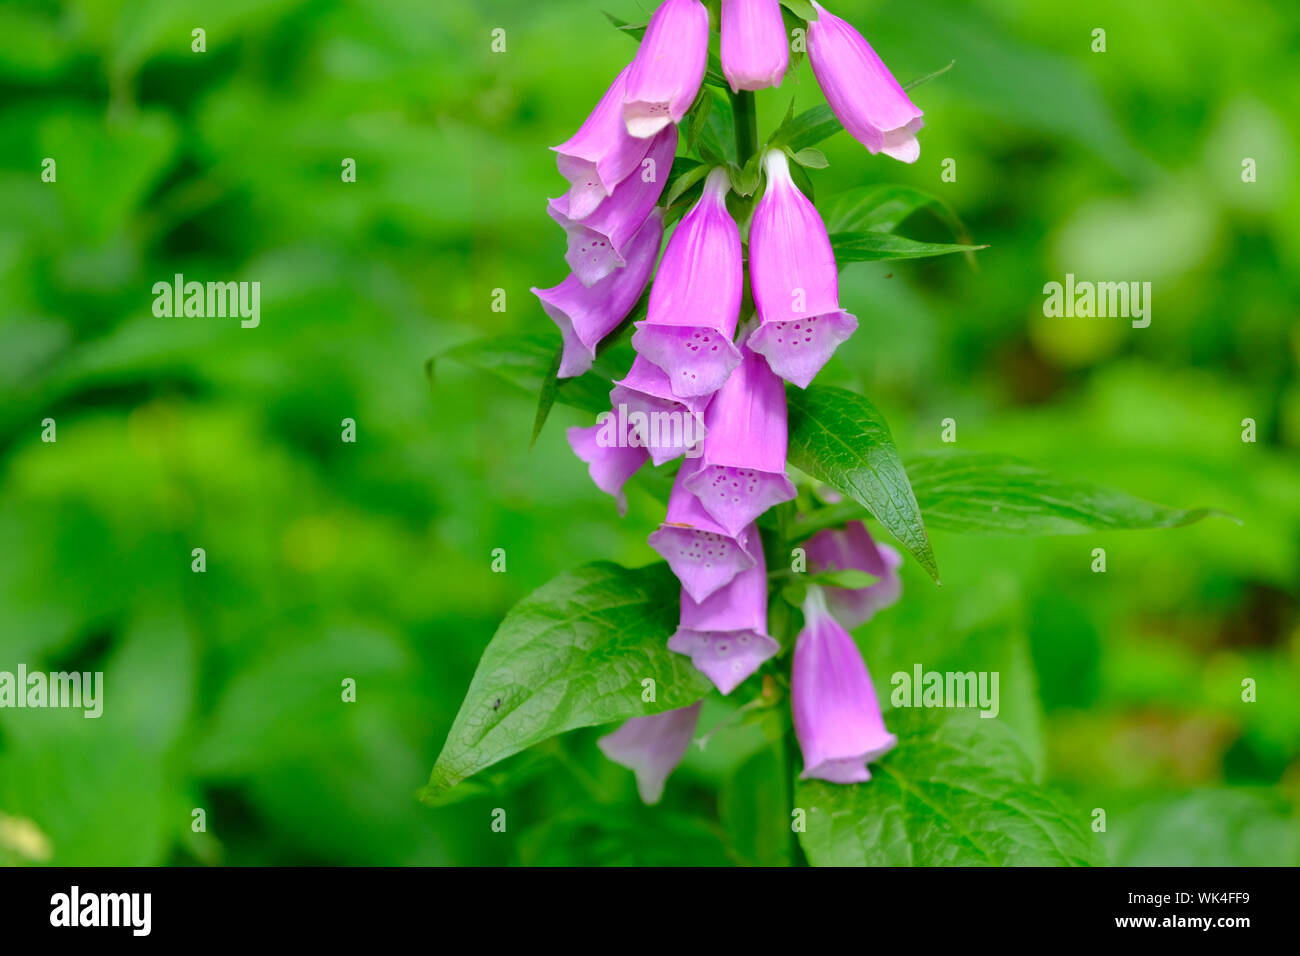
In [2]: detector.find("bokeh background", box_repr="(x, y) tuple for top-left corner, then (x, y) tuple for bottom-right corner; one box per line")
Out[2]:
(1, 0), (1297, 866)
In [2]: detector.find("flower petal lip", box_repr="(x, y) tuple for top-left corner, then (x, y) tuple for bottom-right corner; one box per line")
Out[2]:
(632, 168), (743, 399)
(792, 587), (897, 783)
(623, 0), (711, 138)
(668, 527), (778, 694)
(649, 457), (757, 602)
(745, 149), (858, 387)
(803, 520), (902, 628)
(807, 1), (923, 163)
(610, 353), (710, 466)
(598, 702), (702, 804)
(552, 65), (656, 220)
(720, 0), (789, 93)
(567, 422), (650, 516)
(532, 211), (664, 378)
(548, 125), (678, 287)
(684, 346), (796, 537)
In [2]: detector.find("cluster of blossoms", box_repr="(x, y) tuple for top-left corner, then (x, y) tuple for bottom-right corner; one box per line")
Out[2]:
(531, 0), (922, 803)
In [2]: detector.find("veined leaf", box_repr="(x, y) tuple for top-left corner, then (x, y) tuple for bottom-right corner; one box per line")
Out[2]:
(905, 451), (1233, 535)
(796, 709), (1104, 866)
(828, 183), (970, 241)
(423, 562), (712, 798)
(430, 333), (610, 417)
(830, 230), (986, 264)
(787, 385), (938, 582)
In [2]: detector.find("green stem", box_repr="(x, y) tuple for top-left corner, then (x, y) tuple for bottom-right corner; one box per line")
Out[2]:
(732, 89), (758, 166)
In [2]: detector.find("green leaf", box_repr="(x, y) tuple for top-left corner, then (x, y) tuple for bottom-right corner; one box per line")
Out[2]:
(905, 451), (1233, 535)
(827, 183), (970, 242)
(810, 568), (878, 589)
(529, 347), (563, 448)
(830, 231), (986, 264)
(787, 386), (939, 582)
(430, 334), (610, 416)
(777, 104), (841, 152)
(796, 709), (1104, 866)
(1108, 791), (1300, 866)
(422, 562), (713, 798)
(779, 0), (819, 19)
(791, 146), (829, 169)
(720, 742), (793, 867)
(664, 157), (706, 206)
(727, 151), (763, 197)
(605, 12), (728, 89)
(903, 58), (955, 91)
(685, 90), (713, 155)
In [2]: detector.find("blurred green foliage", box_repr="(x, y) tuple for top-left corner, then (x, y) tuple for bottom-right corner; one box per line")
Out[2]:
(0, 0), (1296, 866)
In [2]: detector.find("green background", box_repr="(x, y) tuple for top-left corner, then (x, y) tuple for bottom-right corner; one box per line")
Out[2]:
(0, 0), (1297, 865)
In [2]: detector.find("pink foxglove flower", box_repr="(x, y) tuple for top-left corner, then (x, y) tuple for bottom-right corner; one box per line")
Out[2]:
(623, 0), (711, 138)
(598, 701), (702, 804)
(792, 586), (897, 783)
(567, 420), (650, 516)
(685, 345), (796, 536)
(804, 520), (902, 628)
(552, 65), (656, 220)
(532, 210), (663, 378)
(746, 149), (858, 388)
(669, 529), (778, 694)
(720, 0), (789, 92)
(807, 1), (924, 163)
(609, 354), (710, 466)
(632, 167), (743, 399)
(649, 457), (757, 603)
(548, 125), (677, 287)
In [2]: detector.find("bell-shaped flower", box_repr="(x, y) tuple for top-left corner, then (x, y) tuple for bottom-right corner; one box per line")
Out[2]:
(669, 529), (778, 694)
(792, 586), (897, 783)
(598, 701), (702, 804)
(533, 211), (663, 378)
(631, 167), (743, 399)
(610, 354), (710, 466)
(807, 1), (924, 163)
(804, 520), (902, 628)
(746, 149), (858, 388)
(567, 418), (651, 516)
(548, 125), (677, 287)
(684, 344), (796, 536)
(720, 0), (789, 92)
(623, 0), (710, 138)
(649, 457), (757, 603)
(552, 65), (656, 220)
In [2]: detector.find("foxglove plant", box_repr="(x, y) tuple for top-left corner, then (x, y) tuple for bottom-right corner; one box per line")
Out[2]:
(431, 0), (1208, 868)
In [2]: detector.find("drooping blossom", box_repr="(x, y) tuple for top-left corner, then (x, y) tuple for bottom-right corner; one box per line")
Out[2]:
(669, 529), (778, 694)
(598, 701), (702, 804)
(609, 353), (709, 466)
(631, 167), (743, 399)
(532, 210), (663, 378)
(567, 420), (650, 516)
(807, 1), (924, 163)
(746, 149), (858, 388)
(623, 0), (711, 138)
(804, 520), (902, 628)
(548, 126), (678, 287)
(684, 344), (796, 537)
(552, 65), (656, 220)
(649, 457), (757, 603)
(720, 0), (789, 92)
(792, 586), (897, 783)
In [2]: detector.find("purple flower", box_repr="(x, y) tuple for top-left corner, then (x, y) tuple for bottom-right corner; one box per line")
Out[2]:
(649, 457), (758, 603)
(532, 211), (663, 378)
(567, 420), (650, 516)
(552, 65), (656, 220)
(609, 354), (710, 466)
(598, 701), (702, 804)
(623, 0), (711, 138)
(720, 0), (789, 92)
(669, 529), (778, 694)
(792, 586), (897, 783)
(746, 149), (858, 388)
(684, 345), (796, 536)
(548, 125), (677, 287)
(804, 520), (902, 628)
(631, 167), (743, 399)
(807, 1), (924, 163)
